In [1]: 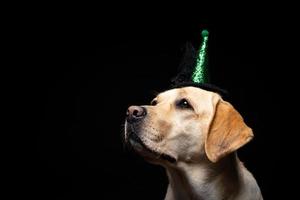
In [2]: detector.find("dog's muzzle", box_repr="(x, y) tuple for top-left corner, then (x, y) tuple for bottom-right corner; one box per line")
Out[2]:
(124, 106), (176, 163)
(126, 130), (176, 164)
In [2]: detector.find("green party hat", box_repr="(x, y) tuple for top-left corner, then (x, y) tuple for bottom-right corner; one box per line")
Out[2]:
(171, 29), (227, 96)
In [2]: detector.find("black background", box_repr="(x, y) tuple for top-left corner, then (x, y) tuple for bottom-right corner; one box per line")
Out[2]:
(15, 7), (282, 200)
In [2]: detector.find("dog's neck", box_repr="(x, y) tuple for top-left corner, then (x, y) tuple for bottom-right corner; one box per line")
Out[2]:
(164, 153), (242, 200)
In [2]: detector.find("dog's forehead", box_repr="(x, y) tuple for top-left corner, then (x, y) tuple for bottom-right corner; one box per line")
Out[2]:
(157, 86), (216, 101)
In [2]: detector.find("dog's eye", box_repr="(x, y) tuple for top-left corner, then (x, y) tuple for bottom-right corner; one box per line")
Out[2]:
(177, 99), (192, 109)
(151, 100), (157, 106)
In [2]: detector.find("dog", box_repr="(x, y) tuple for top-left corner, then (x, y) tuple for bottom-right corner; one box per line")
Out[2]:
(124, 86), (263, 200)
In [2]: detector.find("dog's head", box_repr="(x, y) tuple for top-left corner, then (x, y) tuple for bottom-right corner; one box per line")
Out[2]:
(124, 86), (253, 165)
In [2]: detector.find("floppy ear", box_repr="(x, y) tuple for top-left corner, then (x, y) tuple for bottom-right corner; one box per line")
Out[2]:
(205, 100), (254, 163)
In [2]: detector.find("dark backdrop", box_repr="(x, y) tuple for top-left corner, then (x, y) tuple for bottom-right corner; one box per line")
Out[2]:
(19, 10), (282, 200)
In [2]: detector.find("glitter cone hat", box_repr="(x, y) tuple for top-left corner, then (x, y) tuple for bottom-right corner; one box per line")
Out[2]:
(171, 29), (227, 96)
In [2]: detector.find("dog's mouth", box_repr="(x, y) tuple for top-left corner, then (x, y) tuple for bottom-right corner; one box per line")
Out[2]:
(127, 131), (176, 163)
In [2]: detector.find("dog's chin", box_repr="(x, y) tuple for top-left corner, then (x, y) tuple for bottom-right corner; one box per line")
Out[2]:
(128, 135), (156, 160)
(126, 131), (176, 164)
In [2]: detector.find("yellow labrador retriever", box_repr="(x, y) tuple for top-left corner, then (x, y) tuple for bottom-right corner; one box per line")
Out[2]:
(125, 86), (263, 200)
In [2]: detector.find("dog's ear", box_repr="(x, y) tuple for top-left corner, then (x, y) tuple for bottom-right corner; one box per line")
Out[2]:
(205, 100), (253, 163)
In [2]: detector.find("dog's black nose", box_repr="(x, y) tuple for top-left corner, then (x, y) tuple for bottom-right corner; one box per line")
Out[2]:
(126, 106), (147, 123)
